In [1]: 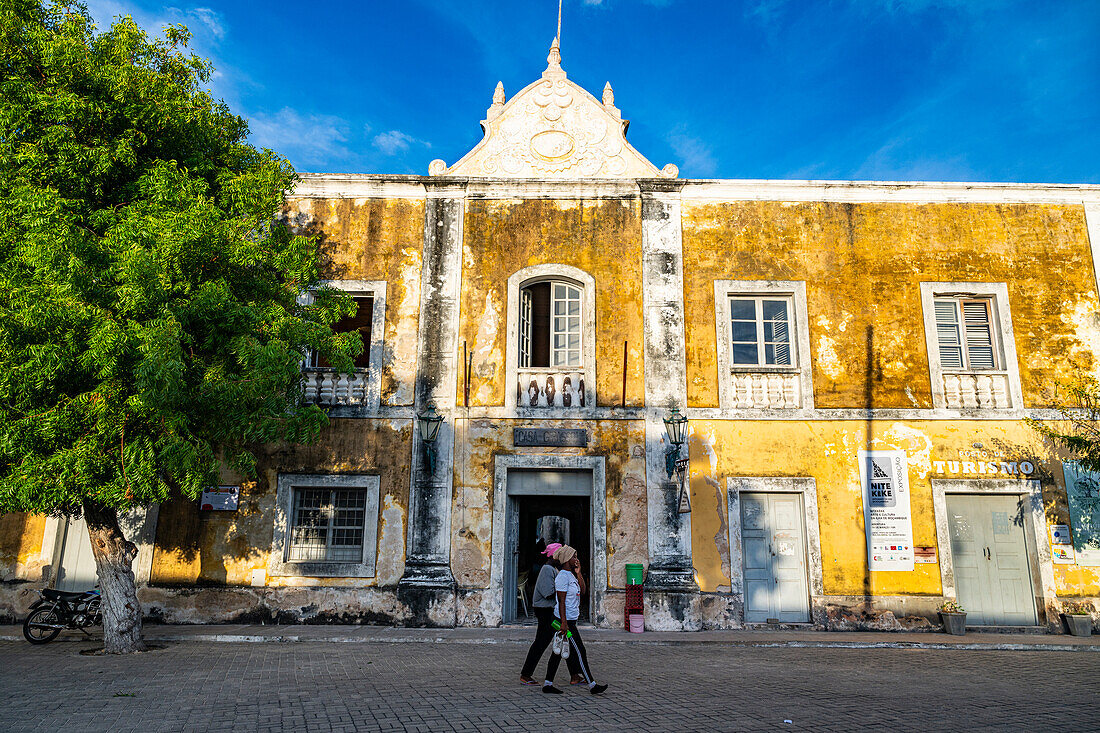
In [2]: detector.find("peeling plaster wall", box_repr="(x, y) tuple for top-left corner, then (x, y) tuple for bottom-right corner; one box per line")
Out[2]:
(449, 418), (647, 616)
(149, 419), (412, 597)
(687, 419), (1100, 602)
(285, 197), (424, 406)
(459, 198), (645, 407)
(682, 202), (1097, 408)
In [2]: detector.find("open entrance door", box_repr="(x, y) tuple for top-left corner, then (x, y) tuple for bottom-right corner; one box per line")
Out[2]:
(503, 469), (592, 624)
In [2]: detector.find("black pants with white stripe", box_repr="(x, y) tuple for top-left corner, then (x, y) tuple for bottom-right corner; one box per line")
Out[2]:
(544, 619), (593, 684)
(522, 607), (580, 678)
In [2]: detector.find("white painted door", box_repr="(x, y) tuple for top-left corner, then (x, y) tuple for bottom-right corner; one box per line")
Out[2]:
(947, 494), (1036, 625)
(55, 517), (98, 592)
(741, 493), (810, 623)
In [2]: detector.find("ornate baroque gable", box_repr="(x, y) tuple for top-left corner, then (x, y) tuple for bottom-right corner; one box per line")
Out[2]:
(430, 41), (677, 179)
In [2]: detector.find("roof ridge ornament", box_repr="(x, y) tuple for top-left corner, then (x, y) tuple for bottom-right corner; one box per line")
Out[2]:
(428, 11), (679, 180)
(543, 37), (565, 81)
(486, 81), (506, 121)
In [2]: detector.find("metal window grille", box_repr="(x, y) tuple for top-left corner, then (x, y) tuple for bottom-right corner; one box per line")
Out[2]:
(729, 296), (793, 367)
(934, 297), (997, 371)
(289, 487), (366, 562)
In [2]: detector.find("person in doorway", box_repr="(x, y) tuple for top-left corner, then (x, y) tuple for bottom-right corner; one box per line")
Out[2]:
(519, 542), (583, 686)
(542, 545), (607, 695)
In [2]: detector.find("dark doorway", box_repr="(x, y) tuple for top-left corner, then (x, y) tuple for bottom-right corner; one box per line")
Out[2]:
(507, 493), (591, 624)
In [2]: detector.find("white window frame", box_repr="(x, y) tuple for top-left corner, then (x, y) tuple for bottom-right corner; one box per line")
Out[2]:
(931, 296), (999, 371)
(728, 294), (797, 368)
(920, 282), (1022, 411)
(269, 473), (381, 578)
(301, 279), (387, 412)
(505, 264), (596, 411)
(714, 280), (813, 411)
(518, 280), (583, 370)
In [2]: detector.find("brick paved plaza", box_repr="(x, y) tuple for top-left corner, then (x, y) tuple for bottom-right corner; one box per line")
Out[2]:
(1, 638), (1096, 732)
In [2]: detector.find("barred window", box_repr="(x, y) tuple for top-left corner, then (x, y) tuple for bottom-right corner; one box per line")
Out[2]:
(289, 487), (367, 562)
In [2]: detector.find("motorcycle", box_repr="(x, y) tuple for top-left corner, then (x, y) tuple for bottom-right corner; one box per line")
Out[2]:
(22, 587), (102, 644)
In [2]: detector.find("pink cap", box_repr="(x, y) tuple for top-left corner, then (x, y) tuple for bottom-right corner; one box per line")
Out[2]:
(542, 542), (563, 557)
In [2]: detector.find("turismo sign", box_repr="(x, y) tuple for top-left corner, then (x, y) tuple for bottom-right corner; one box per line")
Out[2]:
(859, 450), (914, 571)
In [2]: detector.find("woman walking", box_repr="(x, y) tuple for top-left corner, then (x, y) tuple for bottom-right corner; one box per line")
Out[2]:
(519, 542), (582, 686)
(542, 545), (607, 695)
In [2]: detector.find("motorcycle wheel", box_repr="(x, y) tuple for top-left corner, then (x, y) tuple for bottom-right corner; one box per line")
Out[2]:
(23, 608), (62, 644)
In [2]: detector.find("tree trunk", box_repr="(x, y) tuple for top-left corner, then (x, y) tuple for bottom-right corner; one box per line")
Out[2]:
(83, 500), (146, 653)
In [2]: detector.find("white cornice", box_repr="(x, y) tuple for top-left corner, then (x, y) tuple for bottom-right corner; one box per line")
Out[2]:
(290, 173), (1100, 205)
(290, 174), (427, 199)
(680, 179), (1100, 205)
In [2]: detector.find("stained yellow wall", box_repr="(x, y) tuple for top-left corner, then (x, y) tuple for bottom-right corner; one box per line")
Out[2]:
(459, 199), (645, 407)
(687, 419), (1100, 598)
(286, 197), (424, 407)
(682, 202), (1098, 409)
(450, 417), (648, 591)
(0, 512), (48, 580)
(150, 419), (412, 588)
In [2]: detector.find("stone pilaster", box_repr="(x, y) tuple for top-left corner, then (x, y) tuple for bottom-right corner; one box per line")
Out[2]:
(639, 179), (699, 629)
(399, 179), (467, 626)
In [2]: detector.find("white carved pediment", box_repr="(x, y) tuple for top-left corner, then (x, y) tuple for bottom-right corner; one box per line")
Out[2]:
(431, 42), (677, 180)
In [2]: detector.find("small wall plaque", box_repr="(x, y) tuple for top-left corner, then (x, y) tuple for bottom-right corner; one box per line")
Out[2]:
(513, 428), (588, 447)
(200, 485), (240, 511)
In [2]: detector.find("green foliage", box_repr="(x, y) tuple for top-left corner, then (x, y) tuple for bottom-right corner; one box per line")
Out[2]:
(938, 599), (965, 614)
(1027, 375), (1100, 474)
(0, 1), (360, 516)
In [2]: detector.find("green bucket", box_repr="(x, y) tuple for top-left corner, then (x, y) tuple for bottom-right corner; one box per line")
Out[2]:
(625, 563), (644, 585)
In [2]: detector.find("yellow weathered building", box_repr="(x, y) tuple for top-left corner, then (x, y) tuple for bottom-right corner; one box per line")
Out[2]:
(3, 41), (1099, 632)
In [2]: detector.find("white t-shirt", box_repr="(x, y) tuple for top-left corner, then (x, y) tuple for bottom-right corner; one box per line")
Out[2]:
(553, 568), (581, 621)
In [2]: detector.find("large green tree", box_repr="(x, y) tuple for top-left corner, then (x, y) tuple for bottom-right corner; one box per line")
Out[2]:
(0, 1), (360, 653)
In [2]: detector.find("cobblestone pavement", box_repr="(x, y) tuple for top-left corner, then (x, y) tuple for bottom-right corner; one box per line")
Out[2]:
(1, 639), (1096, 732)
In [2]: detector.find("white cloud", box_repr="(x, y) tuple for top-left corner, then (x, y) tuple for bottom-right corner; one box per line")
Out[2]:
(668, 126), (717, 177)
(372, 130), (414, 155)
(85, 2), (225, 43)
(176, 7), (225, 39)
(248, 108), (354, 170)
(372, 130), (430, 156)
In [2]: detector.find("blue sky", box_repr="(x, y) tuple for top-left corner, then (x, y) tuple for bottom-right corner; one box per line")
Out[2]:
(84, 1), (1100, 183)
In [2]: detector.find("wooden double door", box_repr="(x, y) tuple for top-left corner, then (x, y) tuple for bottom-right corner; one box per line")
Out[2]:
(947, 493), (1037, 626)
(741, 493), (810, 623)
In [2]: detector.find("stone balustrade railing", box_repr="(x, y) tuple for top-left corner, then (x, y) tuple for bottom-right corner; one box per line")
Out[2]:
(516, 370), (586, 408)
(728, 370), (801, 409)
(942, 371), (1011, 409)
(302, 368), (371, 406)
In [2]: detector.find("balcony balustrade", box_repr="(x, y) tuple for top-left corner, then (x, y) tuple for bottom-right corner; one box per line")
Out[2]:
(728, 370), (802, 409)
(302, 368), (371, 406)
(516, 370), (586, 408)
(942, 371), (1011, 409)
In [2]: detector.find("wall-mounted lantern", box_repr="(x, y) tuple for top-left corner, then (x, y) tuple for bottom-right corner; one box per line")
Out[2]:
(674, 456), (691, 514)
(663, 407), (688, 479)
(417, 403), (444, 474)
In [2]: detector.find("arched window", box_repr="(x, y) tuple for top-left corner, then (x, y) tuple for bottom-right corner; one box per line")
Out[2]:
(506, 265), (596, 411)
(519, 280), (583, 369)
